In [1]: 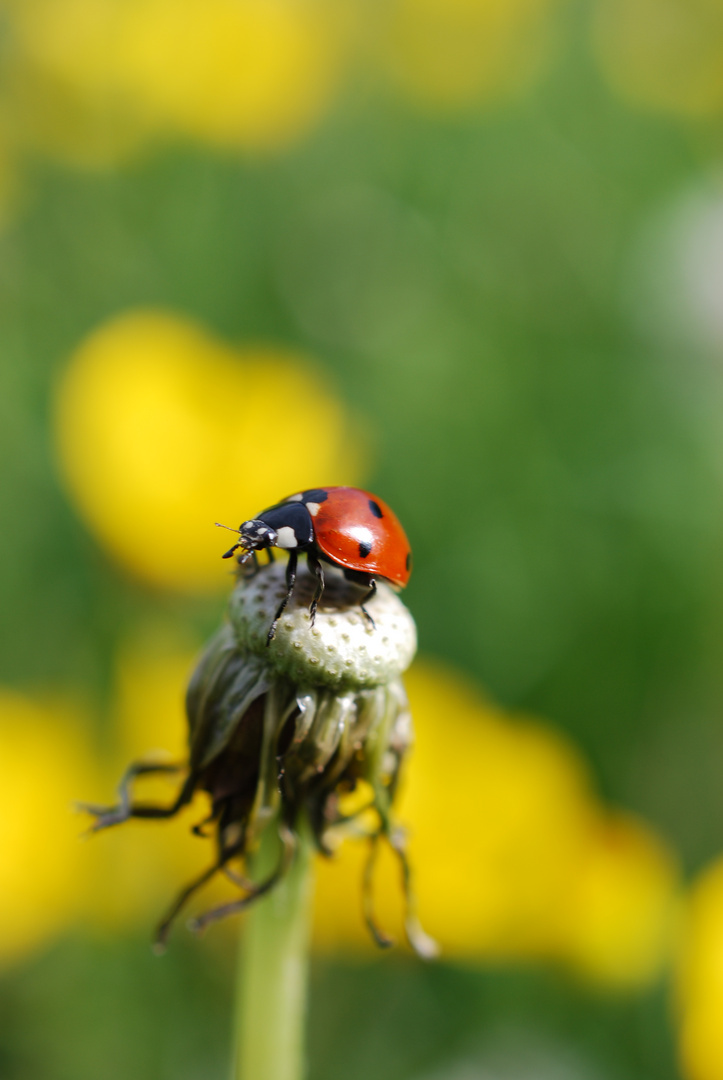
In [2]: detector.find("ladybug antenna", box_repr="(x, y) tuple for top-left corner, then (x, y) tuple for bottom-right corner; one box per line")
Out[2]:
(216, 521), (246, 560)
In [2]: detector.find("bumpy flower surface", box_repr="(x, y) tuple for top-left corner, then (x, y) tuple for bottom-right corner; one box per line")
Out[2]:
(229, 562), (416, 690)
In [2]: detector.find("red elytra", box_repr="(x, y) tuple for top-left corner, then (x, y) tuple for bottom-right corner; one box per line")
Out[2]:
(307, 486), (412, 588)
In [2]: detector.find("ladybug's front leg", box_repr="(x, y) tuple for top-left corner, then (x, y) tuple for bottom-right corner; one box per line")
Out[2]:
(307, 551), (325, 626)
(267, 550), (298, 645)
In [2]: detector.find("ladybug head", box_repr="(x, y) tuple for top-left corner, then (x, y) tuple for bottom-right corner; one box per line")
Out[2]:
(217, 518), (278, 560)
(238, 519), (277, 551)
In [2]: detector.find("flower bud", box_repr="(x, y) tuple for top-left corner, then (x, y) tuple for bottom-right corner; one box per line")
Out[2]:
(84, 559), (435, 957)
(229, 561), (417, 689)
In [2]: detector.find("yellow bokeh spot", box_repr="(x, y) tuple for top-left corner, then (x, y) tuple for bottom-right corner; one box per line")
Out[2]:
(0, 690), (94, 965)
(563, 812), (681, 988)
(676, 857), (723, 1080)
(592, 0), (723, 118)
(7, 0), (127, 98)
(313, 661), (679, 987)
(120, 0), (349, 150)
(401, 664), (599, 959)
(336, 779), (376, 822)
(113, 624), (197, 764)
(54, 310), (364, 593)
(377, 0), (566, 112)
(6, 0), (348, 158)
(314, 661), (597, 958)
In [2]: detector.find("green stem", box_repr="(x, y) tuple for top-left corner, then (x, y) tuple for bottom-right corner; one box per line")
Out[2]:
(232, 816), (316, 1080)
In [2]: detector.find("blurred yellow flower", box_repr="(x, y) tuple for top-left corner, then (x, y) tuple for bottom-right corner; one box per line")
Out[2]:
(376, 0), (566, 112)
(53, 309), (364, 593)
(592, 0), (723, 118)
(313, 661), (680, 987)
(676, 856), (723, 1080)
(113, 624), (195, 765)
(119, 0), (349, 151)
(2, 0), (152, 167)
(0, 690), (94, 965)
(563, 812), (681, 987)
(5, 0), (348, 161)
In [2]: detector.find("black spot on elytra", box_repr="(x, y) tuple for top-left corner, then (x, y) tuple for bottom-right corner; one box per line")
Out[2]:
(359, 540), (373, 558)
(368, 499), (383, 518)
(301, 489), (329, 504)
(406, 552), (412, 571)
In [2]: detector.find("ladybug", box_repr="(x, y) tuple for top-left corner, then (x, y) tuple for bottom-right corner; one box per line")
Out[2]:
(217, 487), (412, 644)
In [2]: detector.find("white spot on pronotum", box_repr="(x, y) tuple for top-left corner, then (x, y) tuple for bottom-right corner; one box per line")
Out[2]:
(287, 493), (304, 502)
(276, 526), (298, 548)
(306, 502), (321, 516)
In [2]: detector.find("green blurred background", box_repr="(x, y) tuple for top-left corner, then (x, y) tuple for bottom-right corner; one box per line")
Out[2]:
(3, 0), (723, 1077)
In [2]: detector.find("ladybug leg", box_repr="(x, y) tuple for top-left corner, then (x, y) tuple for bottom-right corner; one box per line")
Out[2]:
(266, 547), (275, 563)
(307, 552), (325, 626)
(267, 550), (298, 645)
(360, 578), (377, 630)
